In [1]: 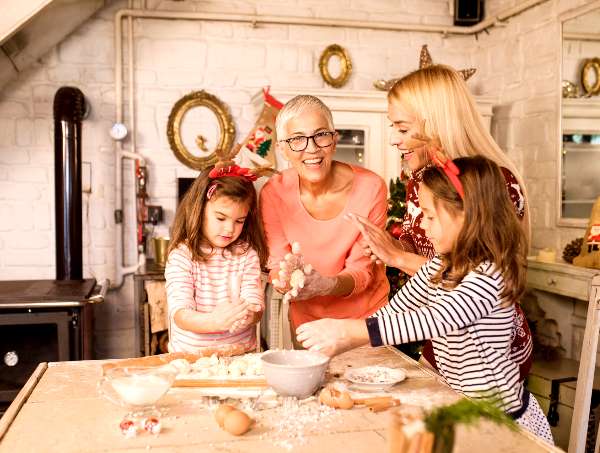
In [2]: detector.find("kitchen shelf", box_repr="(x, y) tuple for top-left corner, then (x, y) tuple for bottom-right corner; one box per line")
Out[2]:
(562, 199), (597, 204)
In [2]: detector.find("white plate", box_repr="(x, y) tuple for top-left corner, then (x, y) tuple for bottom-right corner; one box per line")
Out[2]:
(344, 366), (406, 390)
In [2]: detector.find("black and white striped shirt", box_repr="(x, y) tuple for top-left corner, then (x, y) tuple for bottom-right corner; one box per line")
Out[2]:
(366, 257), (523, 413)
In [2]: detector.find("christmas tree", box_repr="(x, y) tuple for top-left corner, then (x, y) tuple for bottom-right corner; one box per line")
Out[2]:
(386, 177), (409, 295)
(386, 177), (423, 360)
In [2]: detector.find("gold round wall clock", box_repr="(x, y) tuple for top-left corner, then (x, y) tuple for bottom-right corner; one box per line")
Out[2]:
(319, 44), (352, 88)
(166, 90), (236, 170)
(581, 58), (600, 96)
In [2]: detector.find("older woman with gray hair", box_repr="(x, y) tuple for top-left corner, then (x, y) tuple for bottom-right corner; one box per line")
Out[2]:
(259, 95), (389, 346)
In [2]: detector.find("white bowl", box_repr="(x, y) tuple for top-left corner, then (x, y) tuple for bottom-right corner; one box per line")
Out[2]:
(99, 366), (177, 409)
(260, 350), (330, 399)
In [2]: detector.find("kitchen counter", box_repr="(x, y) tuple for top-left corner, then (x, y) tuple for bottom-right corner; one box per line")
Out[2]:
(0, 346), (561, 452)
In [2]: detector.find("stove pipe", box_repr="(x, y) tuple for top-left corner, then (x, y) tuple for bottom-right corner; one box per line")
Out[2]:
(53, 87), (85, 280)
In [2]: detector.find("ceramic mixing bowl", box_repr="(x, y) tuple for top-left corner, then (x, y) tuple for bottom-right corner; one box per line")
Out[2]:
(260, 350), (329, 399)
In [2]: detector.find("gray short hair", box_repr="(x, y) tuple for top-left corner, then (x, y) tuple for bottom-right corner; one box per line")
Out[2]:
(275, 95), (335, 139)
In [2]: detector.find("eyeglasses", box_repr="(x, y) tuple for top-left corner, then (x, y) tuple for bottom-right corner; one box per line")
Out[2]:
(280, 131), (336, 152)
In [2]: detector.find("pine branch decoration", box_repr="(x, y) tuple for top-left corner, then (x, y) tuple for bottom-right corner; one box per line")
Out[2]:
(424, 399), (517, 453)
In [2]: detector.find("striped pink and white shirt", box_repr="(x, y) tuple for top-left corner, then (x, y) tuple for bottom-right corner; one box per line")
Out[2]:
(165, 243), (263, 354)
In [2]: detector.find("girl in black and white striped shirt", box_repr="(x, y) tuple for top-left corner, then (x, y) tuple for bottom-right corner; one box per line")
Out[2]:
(297, 156), (553, 443)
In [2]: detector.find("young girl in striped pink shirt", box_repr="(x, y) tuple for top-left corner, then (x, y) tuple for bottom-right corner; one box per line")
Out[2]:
(165, 164), (269, 354)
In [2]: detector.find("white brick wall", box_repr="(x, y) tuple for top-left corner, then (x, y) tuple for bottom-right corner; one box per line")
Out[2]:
(477, 0), (595, 256)
(0, 0), (596, 358)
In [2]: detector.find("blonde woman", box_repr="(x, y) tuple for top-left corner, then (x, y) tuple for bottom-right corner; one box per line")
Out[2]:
(348, 64), (533, 380)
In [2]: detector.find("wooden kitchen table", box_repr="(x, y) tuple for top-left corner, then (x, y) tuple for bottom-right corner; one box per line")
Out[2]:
(0, 346), (562, 453)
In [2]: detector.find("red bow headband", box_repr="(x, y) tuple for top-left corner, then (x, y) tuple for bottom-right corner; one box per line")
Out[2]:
(208, 165), (258, 182)
(430, 149), (464, 199)
(206, 165), (258, 200)
(404, 128), (464, 199)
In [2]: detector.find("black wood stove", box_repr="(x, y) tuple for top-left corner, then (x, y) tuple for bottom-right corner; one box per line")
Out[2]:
(0, 87), (108, 406)
(0, 279), (106, 402)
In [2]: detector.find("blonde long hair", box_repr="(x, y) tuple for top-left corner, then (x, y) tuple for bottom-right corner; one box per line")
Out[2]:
(388, 64), (530, 239)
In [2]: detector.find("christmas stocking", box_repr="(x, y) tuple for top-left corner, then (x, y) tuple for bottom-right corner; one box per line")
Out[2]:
(239, 87), (283, 168)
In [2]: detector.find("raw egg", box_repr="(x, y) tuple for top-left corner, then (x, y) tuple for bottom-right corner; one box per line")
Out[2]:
(223, 409), (253, 436)
(319, 387), (335, 407)
(215, 404), (236, 428)
(336, 392), (354, 410)
(318, 387), (354, 409)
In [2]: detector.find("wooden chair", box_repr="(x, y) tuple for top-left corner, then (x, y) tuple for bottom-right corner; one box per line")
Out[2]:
(568, 275), (600, 453)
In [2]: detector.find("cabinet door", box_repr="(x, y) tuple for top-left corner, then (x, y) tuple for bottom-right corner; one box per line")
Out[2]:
(332, 110), (400, 184)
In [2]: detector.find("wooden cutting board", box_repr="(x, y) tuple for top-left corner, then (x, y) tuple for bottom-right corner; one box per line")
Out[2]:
(100, 347), (267, 388)
(101, 345), (247, 375)
(173, 378), (267, 388)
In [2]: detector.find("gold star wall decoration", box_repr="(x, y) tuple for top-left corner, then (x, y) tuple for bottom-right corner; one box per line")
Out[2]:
(373, 44), (477, 91)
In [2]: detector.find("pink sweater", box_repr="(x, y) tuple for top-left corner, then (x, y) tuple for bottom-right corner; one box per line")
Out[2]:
(165, 243), (263, 353)
(260, 164), (389, 328)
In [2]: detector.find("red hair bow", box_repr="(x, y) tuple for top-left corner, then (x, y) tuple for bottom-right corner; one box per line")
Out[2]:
(208, 165), (258, 182)
(404, 127), (464, 200)
(430, 150), (464, 199)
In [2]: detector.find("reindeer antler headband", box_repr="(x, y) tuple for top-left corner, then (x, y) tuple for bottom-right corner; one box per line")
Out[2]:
(206, 143), (278, 199)
(404, 121), (464, 199)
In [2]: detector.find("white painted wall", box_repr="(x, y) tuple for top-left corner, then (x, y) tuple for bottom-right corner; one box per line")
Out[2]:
(0, 0), (596, 357)
(473, 0), (596, 253)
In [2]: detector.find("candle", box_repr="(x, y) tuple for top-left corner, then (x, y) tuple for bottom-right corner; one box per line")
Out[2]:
(537, 248), (556, 263)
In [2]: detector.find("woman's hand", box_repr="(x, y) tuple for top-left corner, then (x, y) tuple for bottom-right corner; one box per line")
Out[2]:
(283, 267), (336, 303)
(346, 213), (404, 267)
(296, 319), (370, 357)
(273, 242), (352, 302)
(272, 242), (309, 293)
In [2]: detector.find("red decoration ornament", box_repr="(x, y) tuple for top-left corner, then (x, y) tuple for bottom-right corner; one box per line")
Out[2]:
(119, 419), (138, 438)
(208, 165), (258, 182)
(389, 222), (403, 239)
(143, 417), (162, 435)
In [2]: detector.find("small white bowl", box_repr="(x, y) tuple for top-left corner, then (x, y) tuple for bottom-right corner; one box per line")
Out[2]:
(260, 350), (330, 399)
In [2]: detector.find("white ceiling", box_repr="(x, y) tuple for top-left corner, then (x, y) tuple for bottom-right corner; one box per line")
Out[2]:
(0, 0), (106, 92)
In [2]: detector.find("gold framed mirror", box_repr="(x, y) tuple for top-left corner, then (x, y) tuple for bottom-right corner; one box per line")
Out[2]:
(581, 58), (600, 96)
(166, 90), (236, 170)
(319, 44), (352, 88)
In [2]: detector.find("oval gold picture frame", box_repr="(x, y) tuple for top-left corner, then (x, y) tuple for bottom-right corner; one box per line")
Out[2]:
(166, 90), (236, 170)
(581, 58), (600, 96)
(319, 44), (352, 89)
